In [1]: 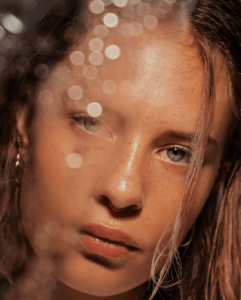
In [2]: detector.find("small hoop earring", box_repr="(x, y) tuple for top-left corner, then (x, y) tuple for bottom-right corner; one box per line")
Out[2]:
(109, 201), (125, 212)
(181, 224), (195, 248)
(15, 137), (24, 187)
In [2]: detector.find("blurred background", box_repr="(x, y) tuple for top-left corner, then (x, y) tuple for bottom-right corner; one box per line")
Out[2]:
(0, 0), (54, 71)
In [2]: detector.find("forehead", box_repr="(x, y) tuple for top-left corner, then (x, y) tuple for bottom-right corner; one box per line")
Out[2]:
(41, 26), (231, 146)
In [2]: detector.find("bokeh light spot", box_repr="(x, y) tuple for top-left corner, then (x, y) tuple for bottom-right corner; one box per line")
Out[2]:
(121, 23), (135, 38)
(137, 3), (152, 16)
(158, 0), (173, 13)
(94, 25), (109, 38)
(90, 0), (105, 14)
(72, 64), (86, 77)
(105, 45), (121, 60)
(84, 66), (98, 80)
(39, 90), (53, 105)
(163, 0), (176, 3)
(89, 38), (104, 52)
(87, 102), (103, 117)
(113, 0), (128, 7)
(70, 51), (85, 65)
(2, 14), (24, 34)
(34, 64), (49, 78)
(68, 86), (83, 100)
(119, 80), (133, 95)
(102, 0), (112, 5)
(132, 22), (143, 36)
(67, 153), (83, 168)
(143, 15), (158, 29)
(102, 80), (117, 94)
(103, 13), (118, 28)
(89, 51), (104, 65)
(129, 0), (141, 4)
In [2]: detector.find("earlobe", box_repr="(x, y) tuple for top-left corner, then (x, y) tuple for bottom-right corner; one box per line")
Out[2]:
(16, 105), (30, 162)
(210, 160), (233, 194)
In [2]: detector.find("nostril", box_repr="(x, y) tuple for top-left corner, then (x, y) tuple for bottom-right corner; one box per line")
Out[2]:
(109, 201), (126, 212)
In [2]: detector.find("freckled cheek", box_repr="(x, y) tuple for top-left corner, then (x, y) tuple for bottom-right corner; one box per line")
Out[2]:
(140, 164), (186, 249)
(23, 121), (110, 222)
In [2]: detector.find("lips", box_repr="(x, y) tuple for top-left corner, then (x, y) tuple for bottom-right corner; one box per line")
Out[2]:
(79, 223), (139, 258)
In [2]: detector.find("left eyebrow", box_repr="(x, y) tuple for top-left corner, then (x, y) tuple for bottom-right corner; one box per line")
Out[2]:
(162, 130), (219, 148)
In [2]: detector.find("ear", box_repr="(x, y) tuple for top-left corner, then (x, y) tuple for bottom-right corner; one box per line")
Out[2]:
(210, 160), (233, 194)
(16, 105), (30, 163)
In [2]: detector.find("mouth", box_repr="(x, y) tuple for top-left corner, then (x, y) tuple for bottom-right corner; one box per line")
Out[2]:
(79, 223), (139, 259)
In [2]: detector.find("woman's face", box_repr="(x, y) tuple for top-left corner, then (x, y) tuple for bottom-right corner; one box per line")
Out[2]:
(18, 28), (231, 298)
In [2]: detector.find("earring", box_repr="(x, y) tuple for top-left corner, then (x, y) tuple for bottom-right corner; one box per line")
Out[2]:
(180, 224), (195, 248)
(15, 136), (24, 186)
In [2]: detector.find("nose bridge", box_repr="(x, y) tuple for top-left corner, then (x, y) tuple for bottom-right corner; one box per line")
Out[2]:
(102, 135), (145, 210)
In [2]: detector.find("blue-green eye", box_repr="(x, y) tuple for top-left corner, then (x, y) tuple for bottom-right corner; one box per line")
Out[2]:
(72, 115), (101, 133)
(159, 146), (191, 164)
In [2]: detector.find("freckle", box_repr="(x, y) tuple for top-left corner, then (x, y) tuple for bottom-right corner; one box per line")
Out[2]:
(129, 142), (131, 145)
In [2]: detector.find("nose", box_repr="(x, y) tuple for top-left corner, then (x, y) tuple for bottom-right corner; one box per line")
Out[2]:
(100, 137), (145, 211)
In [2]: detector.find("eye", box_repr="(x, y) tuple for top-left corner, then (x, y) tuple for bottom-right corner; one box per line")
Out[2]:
(158, 146), (191, 164)
(72, 114), (102, 133)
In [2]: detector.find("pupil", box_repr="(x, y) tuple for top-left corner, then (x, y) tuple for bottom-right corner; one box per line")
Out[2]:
(173, 148), (179, 156)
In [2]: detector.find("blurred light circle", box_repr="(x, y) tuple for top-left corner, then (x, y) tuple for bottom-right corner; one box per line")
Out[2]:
(113, 0), (128, 7)
(16, 58), (30, 73)
(0, 57), (7, 72)
(89, 38), (104, 52)
(102, 80), (117, 94)
(158, 0), (173, 13)
(87, 102), (103, 117)
(83, 66), (98, 80)
(121, 23), (135, 38)
(34, 64), (49, 78)
(39, 90), (53, 105)
(67, 153), (83, 168)
(119, 80), (133, 95)
(89, 52), (104, 65)
(2, 14), (24, 34)
(137, 3), (152, 16)
(0, 26), (5, 39)
(129, 0), (141, 4)
(163, 0), (176, 3)
(56, 66), (71, 81)
(94, 25), (109, 38)
(102, 0), (112, 5)
(70, 51), (85, 65)
(68, 86), (83, 100)
(103, 13), (118, 28)
(72, 64), (85, 77)
(143, 15), (158, 29)
(132, 22), (143, 36)
(105, 45), (121, 60)
(90, 0), (105, 14)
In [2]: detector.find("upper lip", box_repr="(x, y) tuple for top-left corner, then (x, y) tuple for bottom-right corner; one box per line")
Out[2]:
(83, 223), (139, 249)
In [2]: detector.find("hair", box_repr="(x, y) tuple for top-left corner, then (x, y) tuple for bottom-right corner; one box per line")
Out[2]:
(0, 0), (241, 299)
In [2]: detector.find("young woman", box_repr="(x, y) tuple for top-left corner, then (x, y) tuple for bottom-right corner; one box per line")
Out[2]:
(0, 0), (241, 299)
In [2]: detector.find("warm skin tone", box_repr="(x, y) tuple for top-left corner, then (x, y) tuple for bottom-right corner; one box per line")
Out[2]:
(14, 27), (231, 300)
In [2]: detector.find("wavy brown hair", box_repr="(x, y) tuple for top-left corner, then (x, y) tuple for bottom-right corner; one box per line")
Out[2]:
(0, 0), (241, 299)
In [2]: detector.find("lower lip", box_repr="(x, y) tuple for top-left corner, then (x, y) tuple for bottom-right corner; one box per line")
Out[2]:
(81, 234), (130, 258)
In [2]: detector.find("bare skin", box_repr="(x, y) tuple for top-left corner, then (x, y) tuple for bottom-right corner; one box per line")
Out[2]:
(13, 28), (231, 300)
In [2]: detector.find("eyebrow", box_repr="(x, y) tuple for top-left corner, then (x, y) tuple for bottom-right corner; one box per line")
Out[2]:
(163, 130), (219, 148)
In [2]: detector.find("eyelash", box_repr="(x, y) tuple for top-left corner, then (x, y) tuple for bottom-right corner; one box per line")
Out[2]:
(71, 114), (192, 165)
(158, 146), (192, 165)
(71, 113), (102, 133)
